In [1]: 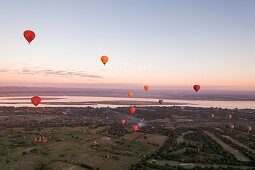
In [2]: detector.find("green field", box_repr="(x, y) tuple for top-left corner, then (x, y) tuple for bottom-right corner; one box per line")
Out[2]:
(0, 106), (255, 169)
(0, 127), (164, 170)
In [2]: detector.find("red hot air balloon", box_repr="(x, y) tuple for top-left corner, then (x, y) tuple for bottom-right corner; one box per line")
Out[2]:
(159, 99), (163, 104)
(121, 120), (126, 125)
(129, 107), (136, 115)
(24, 30), (36, 44)
(133, 125), (139, 132)
(31, 96), (41, 106)
(193, 85), (200, 92)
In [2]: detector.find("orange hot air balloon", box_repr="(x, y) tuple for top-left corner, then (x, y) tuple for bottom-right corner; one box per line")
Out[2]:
(101, 56), (108, 65)
(247, 126), (252, 132)
(121, 120), (126, 125)
(210, 113), (215, 118)
(31, 96), (41, 106)
(144, 85), (149, 91)
(128, 92), (133, 97)
(193, 85), (200, 92)
(159, 99), (163, 104)
(133, 125), (139, 132)
(227, 114), (233, 119)
(129, 107), (136, 115)
(24, 30), (35, 44)
(229, 124), (235, 129)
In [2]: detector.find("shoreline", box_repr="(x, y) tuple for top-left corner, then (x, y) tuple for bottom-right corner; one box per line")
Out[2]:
(1, 95), (255, 101)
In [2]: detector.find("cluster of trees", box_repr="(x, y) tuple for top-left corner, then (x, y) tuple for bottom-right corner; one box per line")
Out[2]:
(214, 127), (255, 150)
(103, 125), (128, 136)
(207, 130), (255, 166)
(207, 127), (255, 165)
(150, 129), (243, 166)
(62, 160), (99, 170)
(130, 161), (180, 170)
(130, 160), (245, 170)
(79, 163), (99, 170)
(129, 128), (255, 169)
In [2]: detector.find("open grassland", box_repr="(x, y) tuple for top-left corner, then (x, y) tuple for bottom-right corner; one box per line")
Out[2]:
(0, 126), (163, 170)
(122, 132), (168, 146)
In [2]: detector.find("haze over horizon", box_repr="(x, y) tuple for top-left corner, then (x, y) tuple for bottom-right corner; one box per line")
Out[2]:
(0, 0), (255, 90)
(1, 83), (255, 91)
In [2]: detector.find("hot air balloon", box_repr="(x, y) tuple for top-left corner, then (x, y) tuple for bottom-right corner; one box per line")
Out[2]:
(129, 107), (136, 115)
(210, 113), (215, 118)
(193, 85), (200, 92)
(247, 126), (253, 132)
(227, 114), (233, 119)
(31, 96), (41, 106)
(144, 85), (149, 91)
(121, 120), (126, 125)
(229, 124), (235, 129)
(23, 30), (35, 44)
(128, 92), (133, 97)
(133, 125), (139, 132)
(101, 56), (108, 65)
(159, 99), (163, 104)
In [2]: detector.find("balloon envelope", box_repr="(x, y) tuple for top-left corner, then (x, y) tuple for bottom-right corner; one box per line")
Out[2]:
(121, 120), (126, 125)
(133, 125), (139, 132)
(159, 99), (163, 104)
(229, 124), (235, 129)
(31, 96), (41, 106)
(129, 107), (136, 115)
(101, 56), (108, 65)
(193, 85), (200, 92)
(128, 92), (133, 97)
(227, 114), (233, 119)
(144, 85), (149, 91)
(24, 30), (35, 44)
(247, 126), (252, 132)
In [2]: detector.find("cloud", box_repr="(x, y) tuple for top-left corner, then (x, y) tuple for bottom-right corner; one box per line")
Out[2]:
(0, 68), (102, 79)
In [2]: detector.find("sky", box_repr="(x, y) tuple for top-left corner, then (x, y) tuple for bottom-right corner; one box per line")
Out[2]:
(0, 0), (254, 90)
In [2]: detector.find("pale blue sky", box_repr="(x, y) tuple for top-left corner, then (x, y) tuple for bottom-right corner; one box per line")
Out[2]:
(0, 0), (254, 89)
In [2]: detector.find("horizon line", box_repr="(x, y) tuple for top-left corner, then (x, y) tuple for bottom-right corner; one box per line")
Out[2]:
(0, 84), (255, 92)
